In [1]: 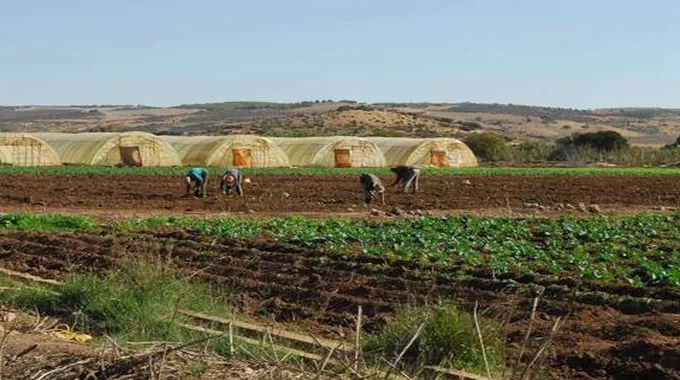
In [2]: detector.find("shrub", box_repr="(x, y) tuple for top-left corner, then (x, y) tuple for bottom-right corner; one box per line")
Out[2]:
(562, 131), (629, 151)
(464, 133), (512, 161)
(512, 140), (554, 161)
(459, 121), (484, 131)
(365, 302), (504, 374)
(663, 135), (680, 149)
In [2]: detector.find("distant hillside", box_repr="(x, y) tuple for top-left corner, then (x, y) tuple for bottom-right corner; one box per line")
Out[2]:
(174, 100), (351, 111)
(1, 101), (679, 145)
(242, 106), (462, 138)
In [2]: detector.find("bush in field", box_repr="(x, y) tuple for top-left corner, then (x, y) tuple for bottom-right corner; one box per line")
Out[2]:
(464, 132), (512, 161)
(365, 302), (504, 374)
(560, 131), (629, 151)
(512, 140), (554, 161)
(663, 135), (680, 150)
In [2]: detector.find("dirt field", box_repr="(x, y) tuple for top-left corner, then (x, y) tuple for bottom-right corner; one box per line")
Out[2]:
(0, 174), (679, 218)
(0, 230), (678, 379)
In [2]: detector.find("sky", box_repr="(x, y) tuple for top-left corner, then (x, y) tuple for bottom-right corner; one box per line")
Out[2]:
(1, 1), (679, 108)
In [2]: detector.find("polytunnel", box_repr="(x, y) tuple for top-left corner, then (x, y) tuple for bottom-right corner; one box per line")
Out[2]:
(271, 136), (386, 167)
(0, 133), (61, 166)
(162, 135), (289, 167)
(33, 132), (182, 166)
(366, 137), (478, 167)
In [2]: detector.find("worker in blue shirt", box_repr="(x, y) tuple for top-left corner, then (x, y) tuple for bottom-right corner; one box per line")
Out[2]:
(185, 167), (208, 198)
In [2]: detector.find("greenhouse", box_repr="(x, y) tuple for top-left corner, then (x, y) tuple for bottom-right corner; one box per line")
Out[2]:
(271, 136), (386, 167)
(367, 137), (478, 167)
(33, 132), (181, 166)
(0, 133), (61, 166)
(162, 135), (289, 167)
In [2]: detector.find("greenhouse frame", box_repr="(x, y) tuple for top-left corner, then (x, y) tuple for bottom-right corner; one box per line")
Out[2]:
(271, 136), (386, 167)
(367, 137), (478, 167)
(162, 135), (289, 167)
(0, 133), (61, 166)
(33, 132), (182, 166)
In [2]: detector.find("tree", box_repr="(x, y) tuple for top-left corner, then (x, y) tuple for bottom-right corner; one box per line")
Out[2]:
(464, 133), (512, 161)
(559, 131), (628, 151)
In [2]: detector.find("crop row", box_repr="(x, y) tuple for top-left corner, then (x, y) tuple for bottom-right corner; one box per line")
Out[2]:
(119, 213), (680, 288)
(1, 212), (678, 288)
(1, 165), (680, 176)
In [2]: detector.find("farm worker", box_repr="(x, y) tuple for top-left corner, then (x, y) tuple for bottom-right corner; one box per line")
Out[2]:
(185, 167), (208, 198)
(220, 168), (243, 196)
(359, 173), (385, 205)
(390, 165), (420, 193)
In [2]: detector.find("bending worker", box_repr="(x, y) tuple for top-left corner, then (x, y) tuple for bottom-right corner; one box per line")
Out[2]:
(185, 167), (208, 198)
(390, 165), (420, 193)
(220, 168), (244, 196)
(359, 173), (385, 205)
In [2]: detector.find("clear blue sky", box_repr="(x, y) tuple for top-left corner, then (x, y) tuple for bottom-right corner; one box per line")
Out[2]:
(2, 1), (679, 108)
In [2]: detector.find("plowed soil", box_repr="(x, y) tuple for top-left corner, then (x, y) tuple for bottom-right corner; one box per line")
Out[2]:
(0, 230), (678, 379)
(0, 174), (678, 217)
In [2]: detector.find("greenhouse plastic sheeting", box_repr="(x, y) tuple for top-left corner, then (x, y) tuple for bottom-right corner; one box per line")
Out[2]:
(33, 132), (181, 166)
(271, 136), (386, 167)
(0, 133), (61, 166)
(162, 135), (289, 167)
(366, 137), (478, 167)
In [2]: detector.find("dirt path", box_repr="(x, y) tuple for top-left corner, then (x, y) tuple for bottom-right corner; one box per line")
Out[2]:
(0, 230), (678, 379)
(0, 174), (678, 218)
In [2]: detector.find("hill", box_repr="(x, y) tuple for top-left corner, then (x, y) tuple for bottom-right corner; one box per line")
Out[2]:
(1, 101), (679, 145)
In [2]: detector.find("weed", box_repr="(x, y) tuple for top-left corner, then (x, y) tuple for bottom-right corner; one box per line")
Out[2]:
(365, 302), (505, 375)
(181, 361), (209, 376)
(0, 260), (230, 344)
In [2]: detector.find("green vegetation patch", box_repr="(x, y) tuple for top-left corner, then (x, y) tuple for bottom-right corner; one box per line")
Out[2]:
(365, 302), (504, 375)
(0, 213), (98, 232)
(0, 212), (677, 287)
(0, 260), (230, 343)
(118, 213), (680, 287)
(2, 166), (680, 176)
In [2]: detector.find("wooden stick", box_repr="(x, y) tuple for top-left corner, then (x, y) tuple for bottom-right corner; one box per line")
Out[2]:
(313, 343), (342, 380)
(355, 305), (363, 374)
(228, 321), (234, 356)
(384, 322), (425, 380)
(0, 267), (61, 286)
(513, 296), (540, 378)
(473, 302), (493, 380)
(180, 309), (345, 351)
(380, 357), (414, 380)
(178, 323), (324, 361)
(518, 316), (564, 380)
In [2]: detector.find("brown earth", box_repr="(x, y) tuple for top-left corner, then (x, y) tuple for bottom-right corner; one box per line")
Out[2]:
(0, 230), (678, 379)
(0, 174), (679, 218)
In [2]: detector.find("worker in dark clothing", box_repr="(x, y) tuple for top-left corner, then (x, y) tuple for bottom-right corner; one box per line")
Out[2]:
(359, 173), (385, 205)
(390, 165), (420, 193)
(220, 168), (243, 196)
(185, 167), (208, 198)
